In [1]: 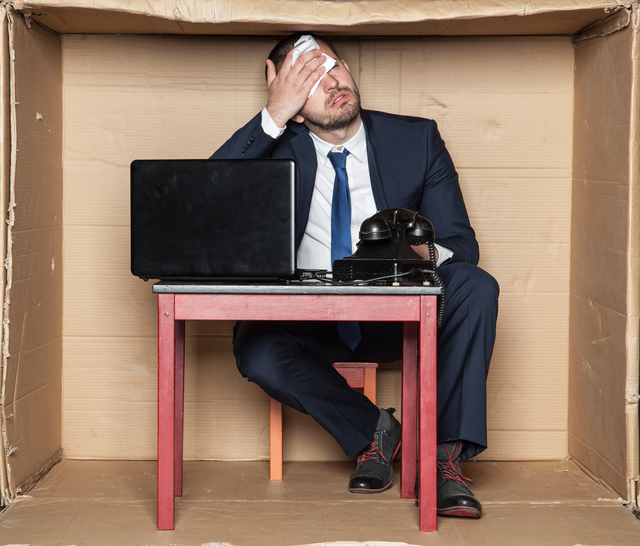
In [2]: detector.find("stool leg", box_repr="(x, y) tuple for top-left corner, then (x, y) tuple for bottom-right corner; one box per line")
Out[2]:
(362, 367), (377, 404)
(270, 398), (283, 481)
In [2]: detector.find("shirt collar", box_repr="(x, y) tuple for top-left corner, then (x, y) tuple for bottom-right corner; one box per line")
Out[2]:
(308, 120), (366, 166)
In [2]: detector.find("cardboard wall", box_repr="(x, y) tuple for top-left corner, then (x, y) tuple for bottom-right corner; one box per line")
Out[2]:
(0, 0), (635, 509)
(360, 36), (575, 461)
(60, 33), (574, 462)
(0, 13), (63, 499)
(570, 17), (640, 501)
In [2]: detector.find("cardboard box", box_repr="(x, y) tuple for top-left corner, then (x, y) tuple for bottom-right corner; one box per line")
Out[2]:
(0, 0), (638, 525)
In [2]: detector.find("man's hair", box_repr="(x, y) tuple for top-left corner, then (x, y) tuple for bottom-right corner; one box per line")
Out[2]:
(266, 32), (341, 80)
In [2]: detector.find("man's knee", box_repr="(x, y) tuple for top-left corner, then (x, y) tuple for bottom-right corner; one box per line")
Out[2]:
(463, 265), (499, 307)
(442, 262), (499, 309)
(233, 324), (297, 387)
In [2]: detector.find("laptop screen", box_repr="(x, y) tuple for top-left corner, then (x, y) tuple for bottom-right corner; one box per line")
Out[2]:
(130, 158), (297, 280)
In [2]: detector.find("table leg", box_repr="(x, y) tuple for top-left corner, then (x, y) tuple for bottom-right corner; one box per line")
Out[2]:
(419, 295), (438, 532)
(158, 294), (176, 530)
(401, 322), (418, 499)
(174, 320), (186, 497)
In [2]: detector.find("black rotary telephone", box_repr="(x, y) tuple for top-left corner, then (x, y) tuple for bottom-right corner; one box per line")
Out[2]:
(332, 208), (446, 325)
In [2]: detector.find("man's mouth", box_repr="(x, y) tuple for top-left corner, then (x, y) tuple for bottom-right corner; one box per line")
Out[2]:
(330, 90), (350, 108)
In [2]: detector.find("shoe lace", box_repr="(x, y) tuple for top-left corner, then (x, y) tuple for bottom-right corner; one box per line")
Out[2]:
(356, 433), (387, 464)
(437, 441), (473, 487)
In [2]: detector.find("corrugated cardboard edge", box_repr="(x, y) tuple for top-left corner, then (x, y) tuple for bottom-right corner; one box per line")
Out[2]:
(2, 0), (631, 36)
(0, 4), (15, 508)
(575, 3), (632, 42)
(625, 6), (640, 513)
(0, 6), (7, 507)
(5, 0), (631, 24)
(294, 543), (421, 546)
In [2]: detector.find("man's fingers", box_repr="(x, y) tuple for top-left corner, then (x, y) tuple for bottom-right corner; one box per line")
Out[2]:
(290, 48), (323, 74)
(300, 54), (326, 78)
(305, 63), (326, 87)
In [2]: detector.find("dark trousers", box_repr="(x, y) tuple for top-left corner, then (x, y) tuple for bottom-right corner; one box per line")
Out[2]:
(233, 261), (499, 460)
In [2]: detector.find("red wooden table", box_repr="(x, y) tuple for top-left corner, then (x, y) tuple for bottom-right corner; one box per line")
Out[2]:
(153, 282), (440, 532)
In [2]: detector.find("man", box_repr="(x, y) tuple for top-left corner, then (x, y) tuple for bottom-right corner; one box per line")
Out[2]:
(212, 33), (499, 518)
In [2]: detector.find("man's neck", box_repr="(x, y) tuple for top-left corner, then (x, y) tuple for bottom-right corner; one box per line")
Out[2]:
(304, 113), (362, 146)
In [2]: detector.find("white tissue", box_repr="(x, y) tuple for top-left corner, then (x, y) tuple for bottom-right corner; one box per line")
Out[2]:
(291, 35), (336, 98)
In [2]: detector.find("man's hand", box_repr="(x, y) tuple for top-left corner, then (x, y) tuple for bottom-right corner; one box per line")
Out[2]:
(266, 47), (326, 128)
(411, 243), (439, 264)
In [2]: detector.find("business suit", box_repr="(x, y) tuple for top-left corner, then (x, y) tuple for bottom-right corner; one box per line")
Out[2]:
(212, 109), (499, 461)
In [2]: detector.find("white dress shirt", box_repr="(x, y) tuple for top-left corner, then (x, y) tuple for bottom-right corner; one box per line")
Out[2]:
(297, 122), (377, 270)
(260, 108), (453, 270)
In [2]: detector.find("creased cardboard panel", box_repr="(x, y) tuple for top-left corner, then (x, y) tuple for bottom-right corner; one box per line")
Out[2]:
(60, 34), (364, 460)
(3, 460), (640, 545)
(63, 332), (406, 461)
(1, 13), (63, 498)
(61, 34), (359, 227)
(360, 36), (572, 462)
(61, 33), (574, 461)
(360, 37), (574, 169)
(570, 19), (634, 498)
(13, 0), (621, 36)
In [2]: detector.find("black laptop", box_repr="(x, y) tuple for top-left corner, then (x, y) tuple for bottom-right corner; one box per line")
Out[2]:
(130, 159), (297, 281)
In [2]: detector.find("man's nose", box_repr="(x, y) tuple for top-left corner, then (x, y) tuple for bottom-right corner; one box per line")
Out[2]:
(322, 73), (339, 92)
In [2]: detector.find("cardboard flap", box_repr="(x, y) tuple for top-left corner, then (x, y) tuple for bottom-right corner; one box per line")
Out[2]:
(9, 0), (629, 36)
(570, 10), (640, 502)
(0, 10), (63, 503)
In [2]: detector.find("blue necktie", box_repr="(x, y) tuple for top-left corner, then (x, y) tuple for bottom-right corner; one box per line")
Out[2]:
(328, 149), (361, 351)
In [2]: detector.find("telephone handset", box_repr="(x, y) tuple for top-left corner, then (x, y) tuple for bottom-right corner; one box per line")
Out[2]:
(332, 208), (445, 325)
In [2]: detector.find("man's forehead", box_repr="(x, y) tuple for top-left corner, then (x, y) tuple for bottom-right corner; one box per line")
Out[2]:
(317, 41), (339, 60)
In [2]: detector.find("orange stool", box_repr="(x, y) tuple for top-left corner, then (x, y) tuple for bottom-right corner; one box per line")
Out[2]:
(269, 362), (378, 481)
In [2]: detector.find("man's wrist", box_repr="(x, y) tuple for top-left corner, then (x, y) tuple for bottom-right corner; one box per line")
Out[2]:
(261, 107), (287, 139)
(434, 243), (453, 266)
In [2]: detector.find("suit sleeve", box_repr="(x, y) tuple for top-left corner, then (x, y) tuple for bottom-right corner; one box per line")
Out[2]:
(420, 121), (479, 265)
(210, 112), (280, 160)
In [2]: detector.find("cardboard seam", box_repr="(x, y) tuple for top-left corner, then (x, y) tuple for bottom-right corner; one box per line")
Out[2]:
(570, 439), (629, 494)
(12, 447), (60, 497)
(625, 3), (640, 512)
(575, 5), (632, 42)
(0, 4), (7, 508)
(0, 5), (16, 506)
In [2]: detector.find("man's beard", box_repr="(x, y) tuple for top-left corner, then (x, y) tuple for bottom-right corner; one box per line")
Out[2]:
(301, 85), (361, 132)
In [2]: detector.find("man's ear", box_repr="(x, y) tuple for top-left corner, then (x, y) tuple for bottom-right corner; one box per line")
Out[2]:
(342, 59), (351, 73)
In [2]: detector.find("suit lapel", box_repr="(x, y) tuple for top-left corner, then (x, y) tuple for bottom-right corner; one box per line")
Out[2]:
(285, 112), (388, 248)
(286, 123), (318, 246)
(362, 111), (389, 211)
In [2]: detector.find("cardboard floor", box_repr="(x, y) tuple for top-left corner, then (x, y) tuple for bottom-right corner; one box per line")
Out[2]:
(0, 460), (639, 545)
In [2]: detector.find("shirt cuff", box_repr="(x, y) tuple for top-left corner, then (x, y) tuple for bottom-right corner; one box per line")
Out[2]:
(434, 243), (453, 267)
(261, 108), (286, 139)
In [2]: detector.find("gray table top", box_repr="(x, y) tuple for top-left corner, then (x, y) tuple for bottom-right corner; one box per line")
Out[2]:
(152, 280), (442, 296)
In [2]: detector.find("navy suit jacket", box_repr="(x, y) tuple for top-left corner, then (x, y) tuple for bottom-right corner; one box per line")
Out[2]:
(212, 109), (479, 265)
